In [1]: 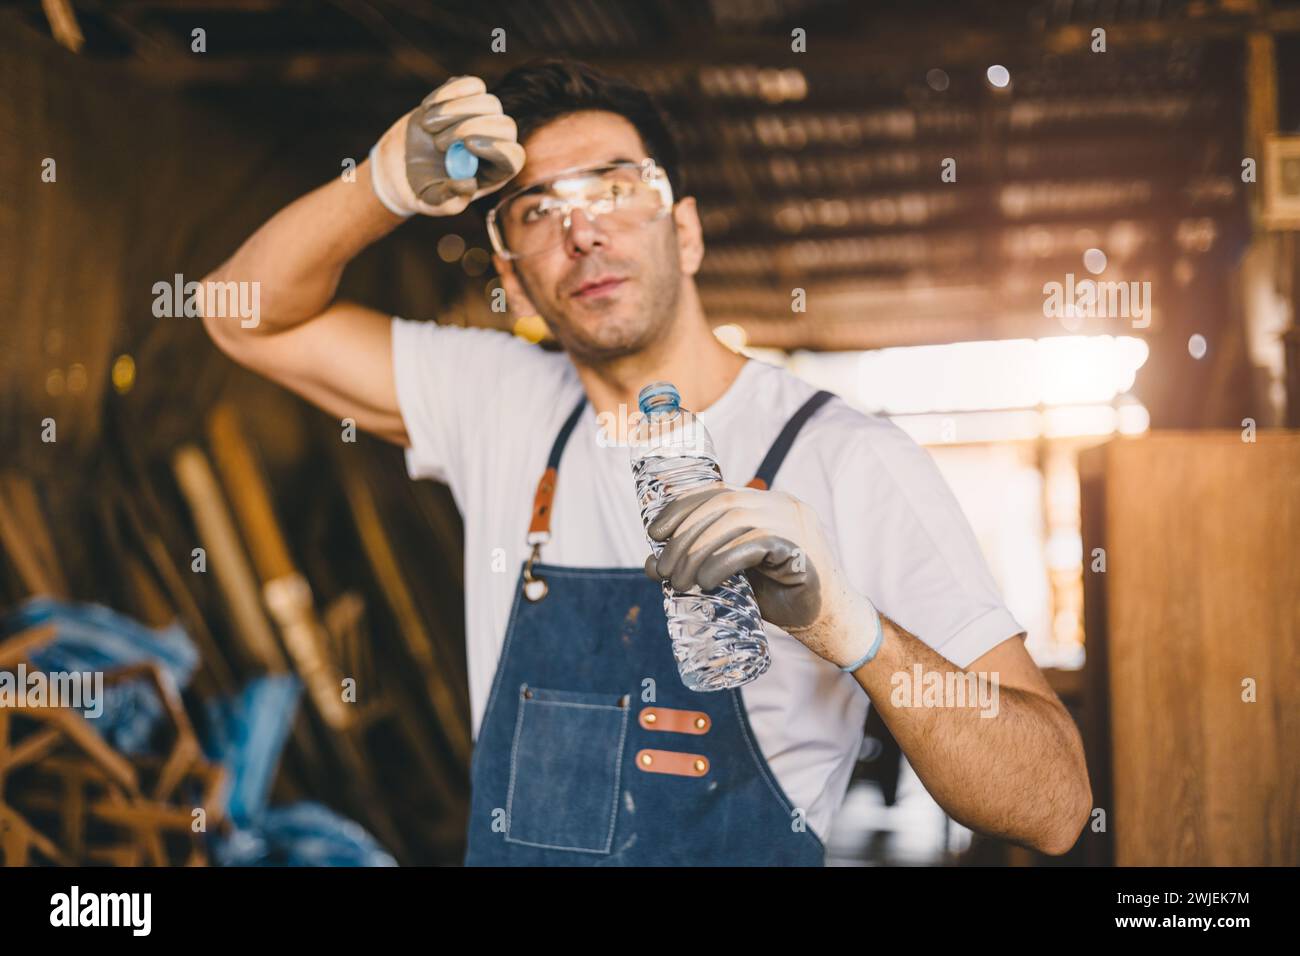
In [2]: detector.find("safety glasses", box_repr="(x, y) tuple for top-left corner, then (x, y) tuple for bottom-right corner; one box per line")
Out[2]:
(486, 158), (674, 261)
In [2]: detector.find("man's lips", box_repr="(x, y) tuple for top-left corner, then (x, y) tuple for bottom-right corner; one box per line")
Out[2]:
(571, 277), (627, 299)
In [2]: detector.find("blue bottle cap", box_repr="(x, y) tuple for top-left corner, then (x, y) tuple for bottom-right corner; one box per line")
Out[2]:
(637, 381), (681, 416)
(445, 140), (479, 180)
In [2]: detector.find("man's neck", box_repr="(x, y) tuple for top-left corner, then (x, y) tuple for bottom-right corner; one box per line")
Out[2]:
(572, 301), (749, 427)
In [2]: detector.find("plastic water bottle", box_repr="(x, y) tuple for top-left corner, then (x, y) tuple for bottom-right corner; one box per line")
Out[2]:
(630, 381), (771, 691)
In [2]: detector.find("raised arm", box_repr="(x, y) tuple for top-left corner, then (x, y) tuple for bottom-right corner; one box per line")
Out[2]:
(197, 75), (525, 446)
(200, 162), (411, 443)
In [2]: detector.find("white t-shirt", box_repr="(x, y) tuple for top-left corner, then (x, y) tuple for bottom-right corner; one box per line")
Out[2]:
(391, 316), (1025, 844)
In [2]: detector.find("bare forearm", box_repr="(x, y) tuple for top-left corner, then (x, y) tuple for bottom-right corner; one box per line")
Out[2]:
(204, 159), (405, 336)
(851, 613), (1091, 854)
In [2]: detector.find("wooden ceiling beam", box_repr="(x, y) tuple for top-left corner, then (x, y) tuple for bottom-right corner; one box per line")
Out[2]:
(40, 0), (84, 52)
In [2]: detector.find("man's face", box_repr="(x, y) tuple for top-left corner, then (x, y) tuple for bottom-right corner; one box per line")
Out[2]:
(492, 110), (703, 363)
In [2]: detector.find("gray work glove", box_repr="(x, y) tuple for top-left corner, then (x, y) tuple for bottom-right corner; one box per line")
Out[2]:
(644, 484), (882, 669)
(368, 75), (526, 217)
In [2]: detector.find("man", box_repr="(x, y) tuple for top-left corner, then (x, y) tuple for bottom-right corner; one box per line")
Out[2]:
(200, 58), (1091, 865)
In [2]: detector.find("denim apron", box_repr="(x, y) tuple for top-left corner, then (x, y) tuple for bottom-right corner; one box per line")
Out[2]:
(464, 387), (836, 866)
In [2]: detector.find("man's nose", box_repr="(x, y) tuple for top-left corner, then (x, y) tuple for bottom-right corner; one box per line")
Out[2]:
(563, 207), (607, 255)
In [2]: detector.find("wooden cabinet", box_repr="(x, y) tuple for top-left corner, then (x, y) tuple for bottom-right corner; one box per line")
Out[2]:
(1079, 432), (1300, 865)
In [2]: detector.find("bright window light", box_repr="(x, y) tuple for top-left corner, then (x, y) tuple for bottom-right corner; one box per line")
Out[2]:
(787, 334), (1151, 443)
(792, 334), (1149, 415)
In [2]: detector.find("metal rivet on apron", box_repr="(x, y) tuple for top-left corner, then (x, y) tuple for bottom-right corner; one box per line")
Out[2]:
(644, 711), (657, 723)
(695, 716), (707, 729)
(694, 759), (706, 772)
(640, 753), (653, 766)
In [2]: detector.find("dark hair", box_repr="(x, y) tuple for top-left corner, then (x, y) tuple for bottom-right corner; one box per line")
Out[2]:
(469, 57), (685, 222)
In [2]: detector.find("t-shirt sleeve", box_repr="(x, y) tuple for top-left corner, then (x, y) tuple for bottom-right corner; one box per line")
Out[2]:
(831, 417), (1026, 669)
(390, 316), (542, 489)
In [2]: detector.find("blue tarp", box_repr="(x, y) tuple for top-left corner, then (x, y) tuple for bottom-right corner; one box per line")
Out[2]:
(212, 802), (398, 867)
(202, 673), (303, 826)
(1, 597), (199, 755)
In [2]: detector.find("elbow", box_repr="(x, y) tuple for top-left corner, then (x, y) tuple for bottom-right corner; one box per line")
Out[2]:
(1033, 777), (1092, 857)
(201, 315), (236, 358)
(196, 270), (226, 343)
(1035, 826), (1080, 858)
(199, 301), (226, 349)
(1031, 708), (1092, 857)
(196, 268), (255, 357)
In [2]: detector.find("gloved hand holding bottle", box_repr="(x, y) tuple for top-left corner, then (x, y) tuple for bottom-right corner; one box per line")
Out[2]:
(368, 75), (527, 218)
(644, 483), (885, 672)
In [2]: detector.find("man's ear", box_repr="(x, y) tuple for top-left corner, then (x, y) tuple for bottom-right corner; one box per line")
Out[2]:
(494, 254), (538, 318)
(672, 196), (705, 277)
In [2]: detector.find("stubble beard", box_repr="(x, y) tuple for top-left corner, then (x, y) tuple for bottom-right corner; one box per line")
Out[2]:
(567, 293), (676, 363)
(542, 264), (683, 365)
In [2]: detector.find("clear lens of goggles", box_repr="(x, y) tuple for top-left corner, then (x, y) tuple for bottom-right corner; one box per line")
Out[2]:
(488, 160), (672, 260)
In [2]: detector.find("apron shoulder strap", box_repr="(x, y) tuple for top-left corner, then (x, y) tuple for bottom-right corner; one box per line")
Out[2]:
(527, 393), (588, 544)
(745, 390), (836, 491)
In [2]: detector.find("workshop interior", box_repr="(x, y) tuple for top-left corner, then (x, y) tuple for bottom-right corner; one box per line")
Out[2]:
(1, 0), (1298, 868)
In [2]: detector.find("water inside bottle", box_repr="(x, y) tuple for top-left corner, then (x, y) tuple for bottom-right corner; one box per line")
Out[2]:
(633, 451), (771, 691)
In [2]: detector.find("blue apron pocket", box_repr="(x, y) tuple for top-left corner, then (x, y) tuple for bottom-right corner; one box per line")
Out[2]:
(505, 683), (630, 853)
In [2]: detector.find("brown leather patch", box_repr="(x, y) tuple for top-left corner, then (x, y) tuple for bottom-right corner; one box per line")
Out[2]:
(638, 707), (711, 735)
(528, 466), (558, 536)
(746, 476), (768, 490)
(634, 749), (709, 777)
